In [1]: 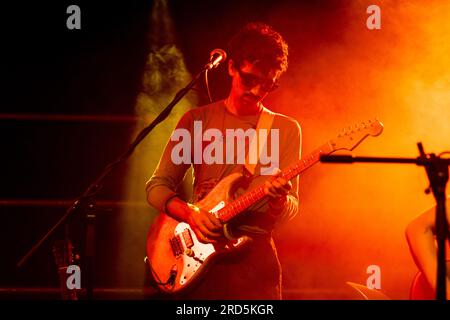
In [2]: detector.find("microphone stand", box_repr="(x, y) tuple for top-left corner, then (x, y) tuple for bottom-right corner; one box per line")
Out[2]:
(17, 60), (218, 299)
(320, 142), (449, 301)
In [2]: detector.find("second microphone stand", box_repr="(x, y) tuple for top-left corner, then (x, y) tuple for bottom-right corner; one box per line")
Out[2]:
(321, 142), (449, 300)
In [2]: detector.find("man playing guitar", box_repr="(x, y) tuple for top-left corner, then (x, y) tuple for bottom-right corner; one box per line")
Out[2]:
(146, 22), (301, 299)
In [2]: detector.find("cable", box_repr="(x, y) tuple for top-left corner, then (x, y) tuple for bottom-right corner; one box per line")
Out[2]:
(146, 257), (176, 288)
(205, 69), (213, 103)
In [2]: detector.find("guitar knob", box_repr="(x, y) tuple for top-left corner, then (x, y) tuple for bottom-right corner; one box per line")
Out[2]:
(185, 248), (195, 257)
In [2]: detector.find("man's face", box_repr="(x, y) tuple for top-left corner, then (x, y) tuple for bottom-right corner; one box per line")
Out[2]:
(229, 60), (281, 106)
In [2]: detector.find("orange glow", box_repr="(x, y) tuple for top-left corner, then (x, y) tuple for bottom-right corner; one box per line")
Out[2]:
(267, 0), (450, 299)
(115, 0), (450, 298)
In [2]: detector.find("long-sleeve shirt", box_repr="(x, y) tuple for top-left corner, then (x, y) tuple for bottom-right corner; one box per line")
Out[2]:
(146, 99), (302, 236)
(146, 100), (302, 299)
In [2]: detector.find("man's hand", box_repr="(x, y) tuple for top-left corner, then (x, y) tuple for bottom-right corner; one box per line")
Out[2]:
(166, 197), (223, 244)
(186, 203), (223, 244)
(264, 168), (292, 208)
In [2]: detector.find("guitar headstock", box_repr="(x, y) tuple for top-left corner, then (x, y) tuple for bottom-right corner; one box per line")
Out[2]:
(329, 119), (383, 152)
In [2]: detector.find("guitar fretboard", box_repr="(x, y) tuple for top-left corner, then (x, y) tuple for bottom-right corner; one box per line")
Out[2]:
(217, 142), (333, 223)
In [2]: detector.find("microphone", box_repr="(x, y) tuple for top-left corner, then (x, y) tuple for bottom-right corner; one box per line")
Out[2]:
(206, 49), (227, 70)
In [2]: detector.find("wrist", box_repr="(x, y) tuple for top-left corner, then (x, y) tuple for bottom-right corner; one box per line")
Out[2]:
(165, 197), (191, 222)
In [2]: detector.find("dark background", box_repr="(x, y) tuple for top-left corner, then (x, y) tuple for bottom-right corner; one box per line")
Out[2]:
(1, 1), (152, 295)
(0, 0), (310, 296)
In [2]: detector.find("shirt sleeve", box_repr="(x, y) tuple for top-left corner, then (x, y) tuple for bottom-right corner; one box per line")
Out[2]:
(268, 118), (302, 225)
(145, 111), (193, 212)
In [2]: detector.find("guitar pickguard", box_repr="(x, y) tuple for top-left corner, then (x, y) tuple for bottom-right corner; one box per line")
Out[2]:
(174, 222), (215, 286)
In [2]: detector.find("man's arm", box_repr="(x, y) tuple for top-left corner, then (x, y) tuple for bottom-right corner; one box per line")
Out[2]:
(264, 119), (301, 224)
(146, 111), (222, 243)
(405, 201), (450, 299)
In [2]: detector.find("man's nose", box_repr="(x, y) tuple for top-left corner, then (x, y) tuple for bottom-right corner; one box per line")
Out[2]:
(250, 84), (264, 98)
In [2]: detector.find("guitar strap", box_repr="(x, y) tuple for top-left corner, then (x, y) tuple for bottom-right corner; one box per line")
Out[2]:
(244, 106), (275, 177)
(224, 107), (275, 240)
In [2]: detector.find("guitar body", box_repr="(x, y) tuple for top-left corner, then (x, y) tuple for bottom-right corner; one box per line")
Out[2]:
(146, 172), (250, 294)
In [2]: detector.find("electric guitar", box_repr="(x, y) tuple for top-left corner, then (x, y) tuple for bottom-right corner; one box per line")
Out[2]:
(146, 119), (384, 294)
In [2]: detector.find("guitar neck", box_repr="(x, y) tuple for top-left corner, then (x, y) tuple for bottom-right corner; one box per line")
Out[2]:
(217, 142), (333, 223)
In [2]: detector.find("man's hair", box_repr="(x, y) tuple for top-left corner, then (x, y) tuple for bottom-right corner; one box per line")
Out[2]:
(228, 22), (289, 73)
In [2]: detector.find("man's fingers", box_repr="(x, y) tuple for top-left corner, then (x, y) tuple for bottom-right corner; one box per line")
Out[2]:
(272, 180), (283, 189)
(204, 217), (221, 232)
(264, 186), (278, 198)
(265, 179), (291, 197)
(194, 228), (217, 244)
(194, 229), (207, 243)
(276, 179), (291, 193)
(274, 177), (291, 189)
(284, 180), (292, 191)
(208, 213), (222, 228)
(198, 222), (221, 238)
(272, 168), (282, 177)
(199, 210), (222, 231)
